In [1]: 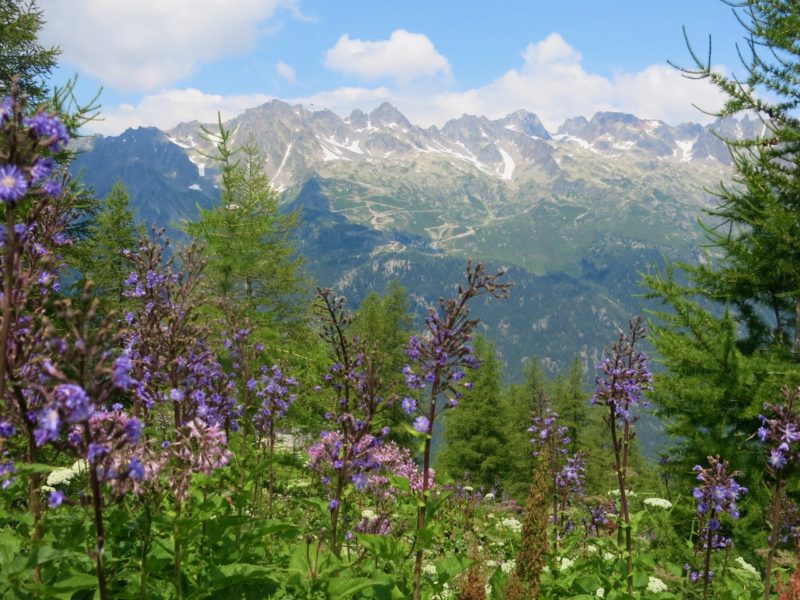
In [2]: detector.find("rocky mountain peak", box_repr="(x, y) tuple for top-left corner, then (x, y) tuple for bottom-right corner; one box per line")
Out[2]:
(369, 102), (412, 129)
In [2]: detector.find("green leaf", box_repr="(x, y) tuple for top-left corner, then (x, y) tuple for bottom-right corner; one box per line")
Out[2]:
(328, 576), (384, 599)
(387, 475), (411, 494)
(436, 555), (471, 583)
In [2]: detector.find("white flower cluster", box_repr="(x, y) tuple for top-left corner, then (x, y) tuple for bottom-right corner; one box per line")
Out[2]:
(500, 559), (516, 574)
(559, 557), (575, 571)
(643, 497), (673, 510)
(595, 587), (605, 597)
(646, 576), (668, 593)
(735, 556), (760, 577)
(500, 517), (522, 533)
(46, 460), (87, 487)
(431, 582), (455, 600)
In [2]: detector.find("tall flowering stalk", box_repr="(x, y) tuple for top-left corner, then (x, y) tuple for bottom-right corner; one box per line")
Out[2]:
(250, 363), (298, 516)
(122, 233), (236, 599)
(0, 80), (80, 582)
(313, 289), (394, 554)
(404, 261), (509, 600)
(757, 386), (800, 599)
(528, 410), (585, 559)
(688, 456), (746, 599)
(590, 316), (652, 593)
(31, 288), (144, 600)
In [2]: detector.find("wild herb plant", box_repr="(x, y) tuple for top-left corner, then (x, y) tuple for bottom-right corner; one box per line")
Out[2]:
(591, 315), (652, 593)
(687, 456), (747, 599)
(311, 288), (395, 555)
(402, 260), (509, 600)
(757, 386), (800, 598)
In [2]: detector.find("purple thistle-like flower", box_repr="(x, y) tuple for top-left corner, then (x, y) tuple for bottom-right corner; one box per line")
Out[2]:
(128, 458), (145, 481)
(112, 353), (135, 390)
(401, 397), (417, 415)
(42, 179), (62, 199)
(329, 499), (340, 511)
(34, 408), (60, 446)
(352, 472), (368, 490)
(769, 449), (787, 470)
(0, 164), (28, 203)
(124, 418), (143, 444)
(0, 420), (15, 438)
(413, 415), (430, 434)
(87, 443), (108, 463)
(55, 383), (95, 423)
(31, 157), (55, 182)
(0, 460), (15, 489)
(24, 111), (70, 150)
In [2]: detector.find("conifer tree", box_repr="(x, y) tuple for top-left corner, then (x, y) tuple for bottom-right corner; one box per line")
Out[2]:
(185, 118), (305, 341)
(646, 0), (800, 486)
(76, 181), (144, 314)
(351, 280), (415, 444)
(0, 0), (59, 101)
(500, 358), (548, 499)
(436, 335), (506, 491)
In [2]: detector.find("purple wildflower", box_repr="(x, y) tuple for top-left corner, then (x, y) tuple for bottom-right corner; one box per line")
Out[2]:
(48, 489), (65, 508)
(413, 415), (430, 434)
(0, 164), (28, 203)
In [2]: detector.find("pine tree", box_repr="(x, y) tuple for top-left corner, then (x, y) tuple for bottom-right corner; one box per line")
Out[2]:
(500, 358), (548, 499)
(351, 280), (415, 445)
(436, 335), (506, 491)
(550, 356), (589, 452)
(645, 0), (800, 488)
(670, 1), (800, 355)
(0, 0), (59, 101)
(185, 118), (305, 341)
(75, 182), (144, 314)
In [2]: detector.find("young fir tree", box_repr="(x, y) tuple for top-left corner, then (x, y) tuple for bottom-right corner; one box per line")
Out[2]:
(550, 356), (589, 453)
(185, 118), (305, 342)
(351, 280), (415, 445)
(645, 0), (800, 490)
(500, 357), (548, 500)
(75, 181), (144, 314)
(671, 0), (800, 356)
(0, 0), (59, 101)
(436, 335), (506, 492)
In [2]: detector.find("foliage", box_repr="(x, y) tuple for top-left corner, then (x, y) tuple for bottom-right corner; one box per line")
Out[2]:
(185, 117), (305, 342)
(0, 0), (59, 101)
(437, 336), (506, 492)
(72, 181), (144, 313)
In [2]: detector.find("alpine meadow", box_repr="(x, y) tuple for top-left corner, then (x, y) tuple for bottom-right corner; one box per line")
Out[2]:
(4, 1), (800, 598)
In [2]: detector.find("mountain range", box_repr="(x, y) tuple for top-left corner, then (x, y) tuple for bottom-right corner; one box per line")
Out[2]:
(70, 101), (749, 382)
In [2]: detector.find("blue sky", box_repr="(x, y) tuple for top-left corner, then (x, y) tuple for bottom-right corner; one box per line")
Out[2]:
(38, 1), (750, 135)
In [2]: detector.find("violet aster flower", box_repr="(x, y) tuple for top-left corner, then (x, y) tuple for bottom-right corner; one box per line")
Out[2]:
(413, 415), (430, 434)
(0, 165), (28, 203)
(30, 157), (55, 182)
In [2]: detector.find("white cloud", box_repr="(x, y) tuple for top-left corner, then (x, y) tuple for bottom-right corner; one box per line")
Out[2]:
(309, 32), (726, 130)
(89, 33), (728, 135)
(87, 88), (272, 135)
(276, 61), (296, 83)
(39, 0), (288, 92)
(324, 29), (451, 83)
